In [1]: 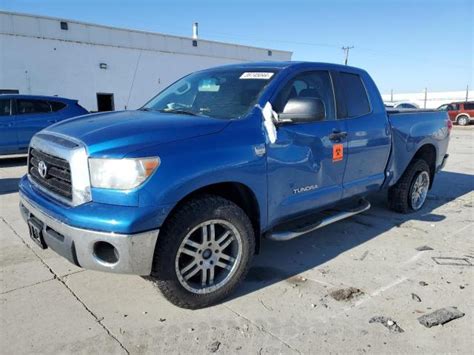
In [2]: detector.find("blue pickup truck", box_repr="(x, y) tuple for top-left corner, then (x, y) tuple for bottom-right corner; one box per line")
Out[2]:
(19, 62), (450, 308)
(0, 94), (88, 156)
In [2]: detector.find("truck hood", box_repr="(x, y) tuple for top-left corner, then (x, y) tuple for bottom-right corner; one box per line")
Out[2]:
(45, 110), (230, 157)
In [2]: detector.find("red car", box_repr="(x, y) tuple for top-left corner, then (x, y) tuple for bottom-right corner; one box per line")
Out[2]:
(437, 101), (474, 126)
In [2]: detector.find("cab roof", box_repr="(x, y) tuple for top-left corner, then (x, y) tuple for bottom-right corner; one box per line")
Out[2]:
(203, 61), (365, 73)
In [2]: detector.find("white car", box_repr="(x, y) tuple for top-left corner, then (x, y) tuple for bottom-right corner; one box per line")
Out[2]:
(385, 102), (420, 110)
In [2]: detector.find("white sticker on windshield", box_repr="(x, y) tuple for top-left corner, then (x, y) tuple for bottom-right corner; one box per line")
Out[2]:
(240, 72), (274, 80)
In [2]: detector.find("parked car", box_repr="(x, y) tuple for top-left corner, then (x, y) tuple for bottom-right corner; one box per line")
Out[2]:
(437, 101), (473, 126)
(385, 101), (420, 110)
(18, 62), (450, 309)
(0, 94), (88, 155)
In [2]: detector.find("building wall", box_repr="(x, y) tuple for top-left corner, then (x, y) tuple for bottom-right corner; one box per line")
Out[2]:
(0, 12), (292, 111)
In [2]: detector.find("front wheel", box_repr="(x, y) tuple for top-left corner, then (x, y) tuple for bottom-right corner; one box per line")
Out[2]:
(388, 159), (431, 213)
(147, 195), (255, 309)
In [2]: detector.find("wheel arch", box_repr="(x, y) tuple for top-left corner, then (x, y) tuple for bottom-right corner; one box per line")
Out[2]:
(160, 181), (262, 254)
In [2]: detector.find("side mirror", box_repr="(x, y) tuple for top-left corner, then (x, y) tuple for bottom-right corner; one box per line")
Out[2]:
(278, 97), (326, 124)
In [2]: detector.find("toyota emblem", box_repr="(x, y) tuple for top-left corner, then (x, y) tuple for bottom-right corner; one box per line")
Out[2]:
(38, 160), (48, 178)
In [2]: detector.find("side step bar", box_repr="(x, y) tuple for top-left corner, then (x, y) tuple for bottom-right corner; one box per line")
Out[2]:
(267, 199), (371, 241)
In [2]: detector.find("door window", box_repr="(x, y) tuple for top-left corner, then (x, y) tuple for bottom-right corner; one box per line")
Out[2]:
(339, 72), (371, 117)
(17, 100), (52, 115)
(0, 99), (11, 116)
(273, 71), (336, 120)
(464, 103), (474, 110)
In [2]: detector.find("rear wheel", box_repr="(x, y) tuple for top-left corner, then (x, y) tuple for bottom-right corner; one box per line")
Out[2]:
(147, 195), (255, 309)
(388, 159), (431, 213)
(457, 115), (470, 126)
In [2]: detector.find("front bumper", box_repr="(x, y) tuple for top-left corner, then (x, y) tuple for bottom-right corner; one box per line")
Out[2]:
(19, 192), (159, 275)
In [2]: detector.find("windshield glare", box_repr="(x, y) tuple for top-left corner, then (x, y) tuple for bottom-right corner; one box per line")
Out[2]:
(142, 69), (277, 119)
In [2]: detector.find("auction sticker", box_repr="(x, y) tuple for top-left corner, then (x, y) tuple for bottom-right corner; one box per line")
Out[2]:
(240, 72), (274, 80)
(333, 144), (344, 162)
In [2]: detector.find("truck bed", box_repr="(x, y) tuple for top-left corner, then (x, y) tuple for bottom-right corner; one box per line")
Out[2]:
(385, 110), (450, 187)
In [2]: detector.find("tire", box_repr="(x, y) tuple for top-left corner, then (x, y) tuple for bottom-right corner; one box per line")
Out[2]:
(388, 159), (431, 214)
(147, 195), (255, 309)
(457, 115), (470, 126)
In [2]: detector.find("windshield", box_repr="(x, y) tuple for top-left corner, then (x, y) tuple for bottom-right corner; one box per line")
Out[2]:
(142, 69), (278, 119)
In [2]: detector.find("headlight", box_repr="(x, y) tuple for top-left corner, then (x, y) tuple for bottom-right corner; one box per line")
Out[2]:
(89, 157), (160, 189)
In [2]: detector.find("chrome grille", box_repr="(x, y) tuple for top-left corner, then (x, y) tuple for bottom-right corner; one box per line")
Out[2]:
(29, 148), (72, 200)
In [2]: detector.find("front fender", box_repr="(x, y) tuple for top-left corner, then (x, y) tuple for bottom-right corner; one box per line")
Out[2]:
(130, 118), (268, 229)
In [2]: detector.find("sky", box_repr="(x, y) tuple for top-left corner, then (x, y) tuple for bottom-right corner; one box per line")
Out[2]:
(1, 0), (472, 94)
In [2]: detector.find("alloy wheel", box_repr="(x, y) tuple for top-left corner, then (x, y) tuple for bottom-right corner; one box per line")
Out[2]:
(175, 219), (243, 294)
(410, 171), (430, 210)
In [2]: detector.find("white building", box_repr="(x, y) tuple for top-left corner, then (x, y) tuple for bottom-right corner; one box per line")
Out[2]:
(0, 11), (292, 111)
(382, 90), (470, 109)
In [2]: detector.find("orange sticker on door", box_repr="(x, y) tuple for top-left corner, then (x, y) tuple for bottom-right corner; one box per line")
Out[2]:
(333, 144), (344, 162)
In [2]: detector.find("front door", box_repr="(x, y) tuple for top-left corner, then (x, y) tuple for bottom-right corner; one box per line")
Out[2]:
(266, 70), (348, 227)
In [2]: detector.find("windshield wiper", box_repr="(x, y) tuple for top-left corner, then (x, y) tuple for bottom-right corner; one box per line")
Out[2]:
(139, 107), (156, 112)
(159, 109), (204, 117)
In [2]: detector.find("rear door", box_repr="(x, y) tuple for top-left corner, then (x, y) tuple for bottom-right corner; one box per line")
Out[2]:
(15, 99), (55, 150)
(334, 71), (391, 198)
(463, 102), (474, 117)
(266, 70), (348, 226)
(0, 98), (18, 154)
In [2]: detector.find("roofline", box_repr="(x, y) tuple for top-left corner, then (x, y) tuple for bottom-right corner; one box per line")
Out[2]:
(0, 93), (76, 101)
(0, 10), (292, 55)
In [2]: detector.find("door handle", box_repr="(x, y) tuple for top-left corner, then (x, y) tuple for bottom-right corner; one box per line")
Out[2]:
(329, 131), (348, 141)
(47, 120), (58, 123)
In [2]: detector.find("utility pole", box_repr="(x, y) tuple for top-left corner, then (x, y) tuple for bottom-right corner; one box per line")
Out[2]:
(342, 46), (354, 65)
(466, 85), (469, 101)
(424, 88), (428, 109)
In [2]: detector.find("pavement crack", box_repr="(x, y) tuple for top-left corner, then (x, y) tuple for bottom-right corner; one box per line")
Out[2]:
(2, 217), (130, 355)
(225, 305), (302, 354)
(1, 277), (55, 295)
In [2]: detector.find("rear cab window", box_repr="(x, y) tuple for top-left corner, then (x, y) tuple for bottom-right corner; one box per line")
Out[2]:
(338, 72), (371, 118)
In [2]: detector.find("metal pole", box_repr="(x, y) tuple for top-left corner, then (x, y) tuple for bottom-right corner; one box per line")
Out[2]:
(342, 46), (354, 65)
(466, 85), (469, 101)
(391, 89), (393, 102)
(424, 88), (427, 109)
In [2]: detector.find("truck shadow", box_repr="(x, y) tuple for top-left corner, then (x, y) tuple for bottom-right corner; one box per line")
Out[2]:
(230, 170), (473, 301)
